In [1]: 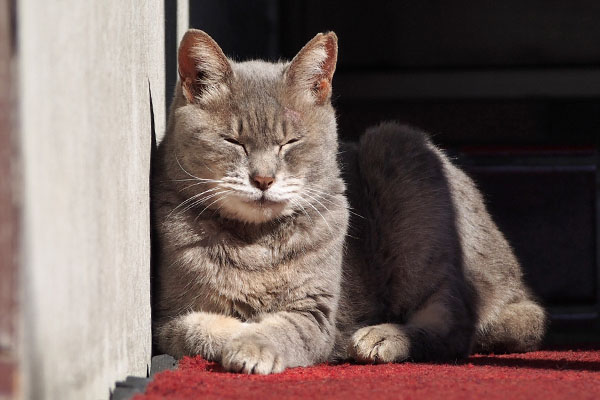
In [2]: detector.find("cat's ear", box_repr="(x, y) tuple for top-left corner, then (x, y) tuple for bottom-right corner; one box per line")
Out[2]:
(178, 29), (232, 103)
(286, 32), (338, 104)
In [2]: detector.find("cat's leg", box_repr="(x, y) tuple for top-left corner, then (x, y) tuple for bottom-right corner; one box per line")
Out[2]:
(475, 299), (546, 353)
(157, 307), (336, 375)
(156, 312), (245, 361)
(349, 285), (475, 363)
(221, 307), (335, 374)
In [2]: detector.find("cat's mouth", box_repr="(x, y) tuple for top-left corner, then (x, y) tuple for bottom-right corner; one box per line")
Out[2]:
(221, 192), (290, 223)
(245, 194), (284, 207)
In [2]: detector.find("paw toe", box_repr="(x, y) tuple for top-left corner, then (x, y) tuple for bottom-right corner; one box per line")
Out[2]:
(221, 335), (284, 374)
(350, 324), (410, 363)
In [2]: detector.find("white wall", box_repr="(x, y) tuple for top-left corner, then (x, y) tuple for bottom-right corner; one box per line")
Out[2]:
(16, 1), (182, 398)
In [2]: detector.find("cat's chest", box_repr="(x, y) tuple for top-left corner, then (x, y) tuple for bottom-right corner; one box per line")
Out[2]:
(195, 237), (303, 317)
(206, 229), (289, 270)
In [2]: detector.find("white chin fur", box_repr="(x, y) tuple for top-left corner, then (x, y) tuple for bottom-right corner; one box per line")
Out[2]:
(218, 196), (291, 223)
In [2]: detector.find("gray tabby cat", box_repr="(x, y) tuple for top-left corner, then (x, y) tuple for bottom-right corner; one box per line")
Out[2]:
(152, 29), (546, 374)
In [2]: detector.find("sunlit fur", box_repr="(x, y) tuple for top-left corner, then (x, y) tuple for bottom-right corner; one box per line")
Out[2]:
(166, 57), (339, 224)
(152, 30), (545, 375)
(153, 31), (348, 374)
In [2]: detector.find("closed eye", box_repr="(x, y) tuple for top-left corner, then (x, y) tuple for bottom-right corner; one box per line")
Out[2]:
(280, 138), (300, 150)
(223, 137), (247, 155)
(224, 137), (243, 146)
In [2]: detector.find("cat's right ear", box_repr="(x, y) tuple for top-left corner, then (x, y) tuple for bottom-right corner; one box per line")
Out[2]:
(178, 29), (232, 103)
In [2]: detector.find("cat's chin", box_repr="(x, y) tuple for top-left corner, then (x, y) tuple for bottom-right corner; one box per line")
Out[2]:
(218, 196), (292, 224)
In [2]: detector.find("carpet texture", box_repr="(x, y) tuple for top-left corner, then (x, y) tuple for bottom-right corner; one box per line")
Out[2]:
(135, 348), (600, 399)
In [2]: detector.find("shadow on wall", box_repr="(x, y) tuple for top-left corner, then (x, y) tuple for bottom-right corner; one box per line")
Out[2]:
(149, 79), (159, 356)
(150, 0), (180, 356)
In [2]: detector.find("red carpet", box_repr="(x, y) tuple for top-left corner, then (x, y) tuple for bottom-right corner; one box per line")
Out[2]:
(135, 348), (600, 399)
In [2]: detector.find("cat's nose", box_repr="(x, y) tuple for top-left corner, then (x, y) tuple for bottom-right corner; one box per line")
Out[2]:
(251, 175), (275, 191)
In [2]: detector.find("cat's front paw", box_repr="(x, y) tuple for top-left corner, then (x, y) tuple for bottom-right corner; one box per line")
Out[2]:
(221, 334), (285, 374)
(349, 323), (410, 363)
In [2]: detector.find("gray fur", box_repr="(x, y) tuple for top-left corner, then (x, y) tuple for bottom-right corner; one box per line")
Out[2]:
(336, 123), (545, 362)
(152, 30), (546, 374)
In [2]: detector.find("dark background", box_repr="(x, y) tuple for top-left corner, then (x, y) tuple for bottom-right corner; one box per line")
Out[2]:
(167, 0), (600, 344)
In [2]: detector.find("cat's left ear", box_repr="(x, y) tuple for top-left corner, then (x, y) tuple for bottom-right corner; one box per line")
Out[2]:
(285, 32), (338, 105)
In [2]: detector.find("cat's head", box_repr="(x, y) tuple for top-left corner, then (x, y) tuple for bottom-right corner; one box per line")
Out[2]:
(168, 29), (342, 224)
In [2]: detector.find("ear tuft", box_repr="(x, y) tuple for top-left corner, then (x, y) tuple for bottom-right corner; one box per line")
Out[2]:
(178, 29), (232, 103)
(286, 32), (338, 104)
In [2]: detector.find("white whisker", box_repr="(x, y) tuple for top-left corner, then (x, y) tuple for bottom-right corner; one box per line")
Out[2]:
(194, 190), (233, 222)
(172, 177), (223, 183)
(180, 180), (222, 192)
(175, 155), (206, 181)
(297, 196), (332, 234)
(303, 191), (333, 215)
(305, 188), (365, 219)
(180, 189), (229, 215)
(167, 187), (222, 218)
(290, 198), (312, 222)
(211, 193), (233, 217)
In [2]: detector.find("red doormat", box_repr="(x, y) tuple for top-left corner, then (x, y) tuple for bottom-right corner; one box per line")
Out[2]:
(135, 348), (600, 400)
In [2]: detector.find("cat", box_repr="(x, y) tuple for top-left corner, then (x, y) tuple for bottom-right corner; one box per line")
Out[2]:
(152, 29), (546, 374)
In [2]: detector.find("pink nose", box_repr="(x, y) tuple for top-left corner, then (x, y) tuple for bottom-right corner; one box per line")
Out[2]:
(251, 175), (275, 191)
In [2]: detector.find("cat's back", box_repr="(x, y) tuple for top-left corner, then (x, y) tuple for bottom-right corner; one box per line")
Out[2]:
(342, 121), (522, 281)
(339, 122), (528, 328)
(341, 122), (456, 242)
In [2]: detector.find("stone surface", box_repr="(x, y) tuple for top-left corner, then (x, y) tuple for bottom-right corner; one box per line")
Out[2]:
(0, 0), (19, 398)
(110, 355), (178, 400)
(111, 376), (152, 400)
(150, 354), (178, 377)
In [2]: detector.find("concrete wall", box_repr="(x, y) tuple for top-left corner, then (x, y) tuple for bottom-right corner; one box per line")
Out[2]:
(0, 0), (19, 398)
(15, 1), (186, 398)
